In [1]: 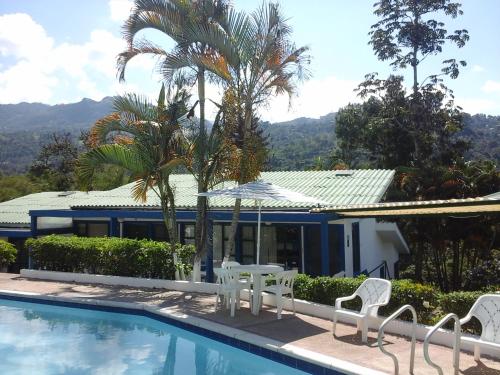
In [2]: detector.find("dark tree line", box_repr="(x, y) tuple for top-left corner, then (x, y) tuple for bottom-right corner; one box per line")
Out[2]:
(333, 0), (500, 291)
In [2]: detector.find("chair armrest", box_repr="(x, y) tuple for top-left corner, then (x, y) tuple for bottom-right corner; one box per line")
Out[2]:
(335, 294), (357, 310)
(366, 302), (388, 315)
(460, 314), (472, 326)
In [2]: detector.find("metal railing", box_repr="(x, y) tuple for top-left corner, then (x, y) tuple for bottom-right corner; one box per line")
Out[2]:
(377, 304), (417, 375)
(424, 313), (461, 375)
(368, 260), (391, 279)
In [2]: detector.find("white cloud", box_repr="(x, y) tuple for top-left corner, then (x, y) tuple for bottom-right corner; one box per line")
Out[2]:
(258, 75), (360, 122)
(455, 98), (498, 114)
(109, 0), (134, 23)
(481, 80), (500, 93)
(472, 65), (485, 73)
(189, 76), (360, 123)
(0, 13), (147, 104)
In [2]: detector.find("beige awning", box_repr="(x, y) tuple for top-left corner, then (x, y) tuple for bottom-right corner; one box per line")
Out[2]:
(311, 196), (500, 218)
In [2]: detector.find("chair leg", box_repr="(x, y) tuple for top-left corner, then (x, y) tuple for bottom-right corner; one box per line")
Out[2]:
(225, 292), (230, 309)
(474, 345), (480, 361)
(332, 310), (337, 336)
(236, 290), (241, 310)
(230, 290), (236, 318)
(360, 319), (368, 343)
(276, 291), (283, 319)
(215, 292), (220, 312)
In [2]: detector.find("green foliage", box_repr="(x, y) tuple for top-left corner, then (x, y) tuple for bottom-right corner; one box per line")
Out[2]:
(26, 235), (195, 280)
(294, 274), (438, 324)
(0, 240), (17, 267)
(435, 290), (499, 334)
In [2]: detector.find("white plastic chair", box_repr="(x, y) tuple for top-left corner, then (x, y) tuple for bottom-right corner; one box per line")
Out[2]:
(332, 278), (392, 343)
(262, 270), (298, 319)
(460, 294), (500, 361)
(214, 268), (248, 317)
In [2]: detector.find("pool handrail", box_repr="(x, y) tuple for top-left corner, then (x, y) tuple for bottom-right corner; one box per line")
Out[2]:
(377, 304), (417, 375)
(423, 313), (461, 375)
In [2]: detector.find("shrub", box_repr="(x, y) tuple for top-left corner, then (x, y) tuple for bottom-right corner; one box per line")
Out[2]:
(293, 274), (438, 324)
(436, 289), (500, 335)
(0, 240), (17, 267)
(26, 235), (195, 280)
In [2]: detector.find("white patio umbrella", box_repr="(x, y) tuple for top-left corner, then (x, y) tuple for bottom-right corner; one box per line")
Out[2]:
(198, 180), (327, 264)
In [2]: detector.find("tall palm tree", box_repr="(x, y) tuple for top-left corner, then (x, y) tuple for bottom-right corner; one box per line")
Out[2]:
(118, 0), (239, 279)
(191, 2), (310, 255)
(78, 85), (190, 243)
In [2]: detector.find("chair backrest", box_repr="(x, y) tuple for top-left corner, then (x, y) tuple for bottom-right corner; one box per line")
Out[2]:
(466, 294), (500, 344)
(355, 278), (392, 314)
(275, 270), (298, 291)
(222, 260), (240, 270)
(213, 268), (239, 286)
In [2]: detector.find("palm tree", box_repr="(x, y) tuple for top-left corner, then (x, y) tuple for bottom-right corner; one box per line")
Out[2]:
(193, 2), (310, 255)
(118, 0), (238, 280)
(78, 85), (190, 243)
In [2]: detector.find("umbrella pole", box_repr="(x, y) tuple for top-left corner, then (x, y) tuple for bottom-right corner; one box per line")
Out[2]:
(256, 200), (262, 265)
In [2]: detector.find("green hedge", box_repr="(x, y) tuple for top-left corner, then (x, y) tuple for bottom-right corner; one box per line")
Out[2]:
(0, 240), (17, 267)
(294, 274), (439, 324)
(26, 235), (195, 280)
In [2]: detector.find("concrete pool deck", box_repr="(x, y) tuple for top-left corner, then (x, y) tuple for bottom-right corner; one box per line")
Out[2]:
(0, 273), (498, 374)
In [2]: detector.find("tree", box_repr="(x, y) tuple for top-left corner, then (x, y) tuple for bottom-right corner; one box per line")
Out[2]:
(78, 86), (190, 243)
(369, 0), (469, 163)
(118, 0), (237, 280)
(29, 133), (79, 191)
(208, 2), (310, 255)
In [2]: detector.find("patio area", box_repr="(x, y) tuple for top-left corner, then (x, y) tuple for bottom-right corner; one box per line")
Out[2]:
(0, 273), (498, 374)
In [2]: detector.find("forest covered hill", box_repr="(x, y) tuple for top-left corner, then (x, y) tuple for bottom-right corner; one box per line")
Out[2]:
(0, 97), (498, 174)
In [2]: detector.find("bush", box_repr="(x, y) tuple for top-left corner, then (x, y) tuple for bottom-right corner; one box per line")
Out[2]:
(26, 235), (195, 280)
(0, 240), (17, 267)
(293, 274), (438, 324)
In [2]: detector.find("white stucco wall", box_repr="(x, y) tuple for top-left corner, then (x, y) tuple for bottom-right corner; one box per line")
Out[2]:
(331, 218), (401, 278)
(358, 218), (400, 278)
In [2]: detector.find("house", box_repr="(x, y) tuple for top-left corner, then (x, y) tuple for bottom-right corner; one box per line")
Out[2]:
(0, 170), (409, 279)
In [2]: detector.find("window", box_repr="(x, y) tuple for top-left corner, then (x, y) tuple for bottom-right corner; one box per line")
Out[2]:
(74, 221), (109, 237)
(352, 222), (360, 275)
(183, 224), (195, 245)
(213, 224), (233, 261)
(123, 222), (149, 239)
(241, 225), (255, 264)
(152, 223), (169, 242)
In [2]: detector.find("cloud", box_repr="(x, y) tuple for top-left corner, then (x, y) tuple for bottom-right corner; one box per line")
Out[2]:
(257, 75), (360, 122)
(191, 76), (360, 123)
(472, 65), (485, 73)
(0, 13), (150, 104)
(481, 80), (500, 93)
(109, 0), (134, 23)
(455, 97), (498, 114)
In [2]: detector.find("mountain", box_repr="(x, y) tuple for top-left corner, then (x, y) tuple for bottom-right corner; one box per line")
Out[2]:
(0, 97), (114, 134)
(0, 98), (499, 174)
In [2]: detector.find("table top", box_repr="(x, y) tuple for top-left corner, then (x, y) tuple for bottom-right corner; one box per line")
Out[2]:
(231, 264), (284, 274)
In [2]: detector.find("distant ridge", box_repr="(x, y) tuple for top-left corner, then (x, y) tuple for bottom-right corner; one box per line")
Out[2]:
(0, 98), (498, 174)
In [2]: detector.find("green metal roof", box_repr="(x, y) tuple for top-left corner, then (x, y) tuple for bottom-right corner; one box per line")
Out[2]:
(0, 170), (394, 225)
(71, 169), (395, 210)
(0, 191), (100, 226)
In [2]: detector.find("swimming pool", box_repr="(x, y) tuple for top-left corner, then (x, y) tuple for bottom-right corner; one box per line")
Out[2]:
(0, 295), (334, 375)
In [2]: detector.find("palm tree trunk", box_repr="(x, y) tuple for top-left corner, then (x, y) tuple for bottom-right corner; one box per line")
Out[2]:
(166, 183), (178, 243)
(227, 103), (253, 259)
(194, 67), (207, 282)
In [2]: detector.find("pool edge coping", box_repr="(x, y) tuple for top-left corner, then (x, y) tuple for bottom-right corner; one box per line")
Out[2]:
(0, 289), (386, 375)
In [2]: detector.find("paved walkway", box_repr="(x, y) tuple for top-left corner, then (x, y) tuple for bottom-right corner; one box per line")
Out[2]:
(0, 273), (498, 374)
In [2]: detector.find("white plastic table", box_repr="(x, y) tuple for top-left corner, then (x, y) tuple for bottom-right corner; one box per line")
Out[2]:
(231, 264), (284, 315)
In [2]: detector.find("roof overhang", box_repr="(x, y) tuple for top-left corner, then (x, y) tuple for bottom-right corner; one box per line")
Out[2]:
(311, 197), (500, 218)
(375, 222), (409, 254)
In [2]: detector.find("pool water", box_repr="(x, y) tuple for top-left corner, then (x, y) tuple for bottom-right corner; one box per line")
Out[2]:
(0, 298), (309, 375)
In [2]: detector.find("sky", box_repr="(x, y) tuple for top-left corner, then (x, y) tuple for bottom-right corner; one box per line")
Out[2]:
(0, 0), (499, 122)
